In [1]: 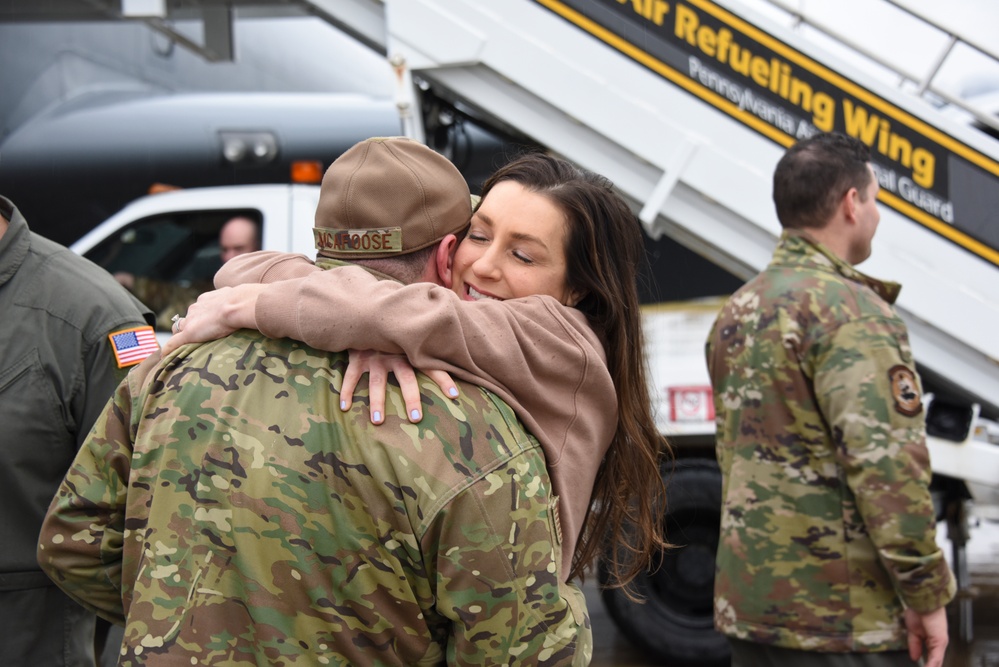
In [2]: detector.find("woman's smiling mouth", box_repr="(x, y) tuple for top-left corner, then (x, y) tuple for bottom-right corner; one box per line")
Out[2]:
(466, 285), (503, 301)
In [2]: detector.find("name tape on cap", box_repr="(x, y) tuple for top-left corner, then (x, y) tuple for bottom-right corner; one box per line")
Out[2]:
(314, 227), (403, 254)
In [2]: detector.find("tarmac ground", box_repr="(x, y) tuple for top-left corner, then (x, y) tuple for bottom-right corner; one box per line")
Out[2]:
(585, 510), (999, 667)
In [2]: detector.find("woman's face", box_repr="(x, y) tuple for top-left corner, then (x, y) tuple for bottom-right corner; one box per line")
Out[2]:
(451, 180), (578, 305)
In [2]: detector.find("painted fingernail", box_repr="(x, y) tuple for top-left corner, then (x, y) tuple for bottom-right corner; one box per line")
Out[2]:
(340, 400), (347, 411)
(410, 409), (421, 421)
(373, 411), (382, 423)
(448, 387), (459, 397)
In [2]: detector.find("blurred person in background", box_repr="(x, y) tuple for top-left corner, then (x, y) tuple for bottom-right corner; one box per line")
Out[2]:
(115, 214), (260, 331)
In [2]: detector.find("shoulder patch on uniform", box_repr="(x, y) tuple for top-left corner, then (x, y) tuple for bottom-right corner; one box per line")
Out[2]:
(888, 365), (922, 416)
(109, 326), (159, 368)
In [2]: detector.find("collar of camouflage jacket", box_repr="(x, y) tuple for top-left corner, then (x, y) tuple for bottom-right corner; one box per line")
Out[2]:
(315, 256), (400, 284)
(776, 229), (902, 304)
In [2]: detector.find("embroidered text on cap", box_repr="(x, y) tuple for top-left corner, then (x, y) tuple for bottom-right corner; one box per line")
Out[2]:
(314, 227), (402, 254)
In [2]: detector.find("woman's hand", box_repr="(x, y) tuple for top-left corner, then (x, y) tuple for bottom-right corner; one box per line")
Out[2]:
(161, 284), (264, 355)
(340, 349), (459, 424)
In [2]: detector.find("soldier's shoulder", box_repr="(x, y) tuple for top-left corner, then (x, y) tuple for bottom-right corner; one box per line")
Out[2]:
(20, 236), (150, 335)
(757, 264), (893, 321)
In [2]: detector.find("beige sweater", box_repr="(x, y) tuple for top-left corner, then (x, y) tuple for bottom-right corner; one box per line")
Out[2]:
(216, 251), (617, 580)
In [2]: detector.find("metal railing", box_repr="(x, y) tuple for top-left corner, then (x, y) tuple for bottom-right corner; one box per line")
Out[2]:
(757, 0), (999, 133)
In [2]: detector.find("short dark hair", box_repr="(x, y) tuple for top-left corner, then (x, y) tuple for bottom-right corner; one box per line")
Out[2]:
(773, 133), (872, 230)
(353, 245), (436, 285)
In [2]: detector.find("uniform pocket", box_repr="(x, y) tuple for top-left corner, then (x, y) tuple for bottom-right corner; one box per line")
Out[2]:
(0, 349), (74, 572)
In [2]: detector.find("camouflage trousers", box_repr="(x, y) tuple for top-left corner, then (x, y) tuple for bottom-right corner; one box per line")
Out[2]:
(729, 639), (919, 667)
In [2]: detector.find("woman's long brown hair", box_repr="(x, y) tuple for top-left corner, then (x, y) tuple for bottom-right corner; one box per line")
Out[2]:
(480, 152), (671, 590)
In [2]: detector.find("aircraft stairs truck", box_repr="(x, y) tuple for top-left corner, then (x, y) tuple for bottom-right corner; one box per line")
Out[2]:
(47, 0), (997, 663)
(304, 0), (999, 662)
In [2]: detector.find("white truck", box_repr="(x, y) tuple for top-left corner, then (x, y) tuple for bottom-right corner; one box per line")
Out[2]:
(70, 184), (322, 344)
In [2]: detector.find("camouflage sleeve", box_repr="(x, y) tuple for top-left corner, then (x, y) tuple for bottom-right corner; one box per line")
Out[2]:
(427, 452), (591, 666)
(813, 317), (955, 613)
(38, 358), (154, 626)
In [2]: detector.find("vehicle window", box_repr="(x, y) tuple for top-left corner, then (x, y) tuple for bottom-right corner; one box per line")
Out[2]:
(85, 208), (263, 331)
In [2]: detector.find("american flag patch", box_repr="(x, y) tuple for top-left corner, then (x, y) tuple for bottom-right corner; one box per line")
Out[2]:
(108, 326), (159, 368)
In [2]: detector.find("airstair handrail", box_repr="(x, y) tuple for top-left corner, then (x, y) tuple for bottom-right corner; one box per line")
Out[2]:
(760, 0), (999, 133)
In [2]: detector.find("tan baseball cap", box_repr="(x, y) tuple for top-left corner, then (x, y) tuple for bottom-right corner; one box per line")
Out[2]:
(313, 136), (471, 259)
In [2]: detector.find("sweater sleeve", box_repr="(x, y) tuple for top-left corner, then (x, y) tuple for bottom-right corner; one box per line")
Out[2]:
(214, 251), (321, 288)
(220, 260), (616, 468)
(256, 265), (615, 461)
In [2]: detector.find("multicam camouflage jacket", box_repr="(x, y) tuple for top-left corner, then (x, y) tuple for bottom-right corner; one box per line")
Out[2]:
(38, 330), (591, 666)
(705, 230), (955, 653)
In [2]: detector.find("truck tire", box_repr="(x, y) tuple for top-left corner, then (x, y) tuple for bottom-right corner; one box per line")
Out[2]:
(598, 457), (730, 666)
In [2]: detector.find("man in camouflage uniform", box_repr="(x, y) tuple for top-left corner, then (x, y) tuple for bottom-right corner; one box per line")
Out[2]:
(38, 138), (590, 666)
(705, 133), (955, 667)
